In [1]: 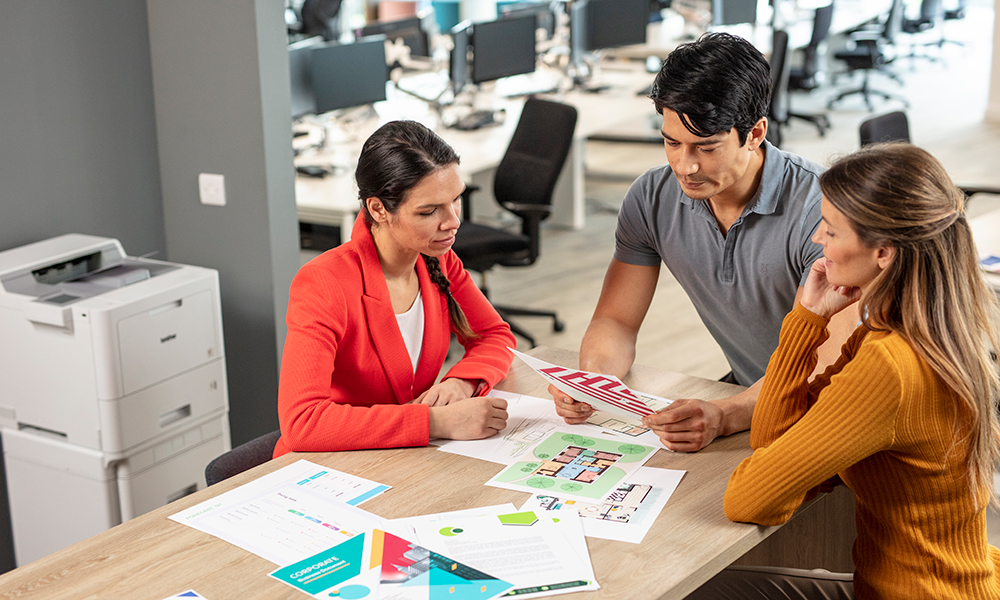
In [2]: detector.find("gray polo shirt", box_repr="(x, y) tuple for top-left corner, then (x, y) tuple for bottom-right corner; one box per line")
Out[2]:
(614, 141), (824, 385)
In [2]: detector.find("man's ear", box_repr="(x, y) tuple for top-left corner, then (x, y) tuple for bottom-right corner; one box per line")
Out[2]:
(366, 197), (388, 224)
(746, 117), (767, 152)
(876, 245), (895, 270)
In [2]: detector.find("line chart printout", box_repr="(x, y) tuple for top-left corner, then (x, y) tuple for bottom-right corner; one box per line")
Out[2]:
(170, 460), (387, 565)
(509, 349), (672, 421)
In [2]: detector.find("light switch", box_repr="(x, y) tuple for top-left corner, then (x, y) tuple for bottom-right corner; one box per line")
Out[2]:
(198, 173), (226, 206)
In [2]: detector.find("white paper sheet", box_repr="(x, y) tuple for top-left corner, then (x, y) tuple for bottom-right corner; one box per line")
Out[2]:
(519, 466), (685, 543)
(384, 503), (517, 540)
(433, 391), (662, 464)
(170, 460), (387, 565)
(410, 510), (599, 599)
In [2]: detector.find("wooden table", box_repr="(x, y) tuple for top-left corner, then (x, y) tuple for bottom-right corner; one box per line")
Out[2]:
(0, 346), (854, 600)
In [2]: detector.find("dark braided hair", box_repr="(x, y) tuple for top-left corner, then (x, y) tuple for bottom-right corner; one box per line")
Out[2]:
(356, 120), (478, 340)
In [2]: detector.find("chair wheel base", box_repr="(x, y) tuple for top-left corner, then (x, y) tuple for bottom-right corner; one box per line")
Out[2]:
(553, 320), (565, 333)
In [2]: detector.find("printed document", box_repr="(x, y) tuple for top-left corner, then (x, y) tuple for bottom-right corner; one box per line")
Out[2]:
(170, 460), (388, 565)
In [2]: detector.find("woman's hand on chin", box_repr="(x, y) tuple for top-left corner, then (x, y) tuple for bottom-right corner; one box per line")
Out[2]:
(800, 258), (862, 320)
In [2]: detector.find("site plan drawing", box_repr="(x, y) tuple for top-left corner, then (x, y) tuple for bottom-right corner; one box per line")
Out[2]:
(520, 466), (686, 543)
(486, 430), (655, 502)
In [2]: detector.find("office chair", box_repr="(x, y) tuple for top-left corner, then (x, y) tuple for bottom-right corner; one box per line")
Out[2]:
(935, 0), (967, 50)
(451, 97), (578, 347)
(767, 29), (791, 147)
(786, 3), (833, 136)
(898, 0), (945, 65)
(204, 429), (281, 487)
(828, 0), (907, 112)
(297, 0), (344, 41)
(859, 111), (1000, 199)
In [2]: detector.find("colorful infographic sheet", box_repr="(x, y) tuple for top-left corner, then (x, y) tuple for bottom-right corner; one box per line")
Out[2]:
(509, 349), (672, 421)
(270, 529), (513, 600)
(519, 466), (685, 544)
(170, 460), (388, 565)
(485, 431), (656, 503)
(410, 510), (598, 599)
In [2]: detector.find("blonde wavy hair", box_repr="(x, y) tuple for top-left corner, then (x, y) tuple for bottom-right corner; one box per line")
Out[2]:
(820, 143), (1000, 505)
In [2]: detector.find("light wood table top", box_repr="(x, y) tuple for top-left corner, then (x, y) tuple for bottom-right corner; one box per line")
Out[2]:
(0, 346), (815, 600)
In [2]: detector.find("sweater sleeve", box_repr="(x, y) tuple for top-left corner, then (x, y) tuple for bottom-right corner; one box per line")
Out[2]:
(724, 305), (901, 525)
(277, 264), (429, 454)
(438, 251), (515, 394)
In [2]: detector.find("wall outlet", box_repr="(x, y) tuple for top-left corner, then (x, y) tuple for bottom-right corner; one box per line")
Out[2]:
(198, 173), (226, 206)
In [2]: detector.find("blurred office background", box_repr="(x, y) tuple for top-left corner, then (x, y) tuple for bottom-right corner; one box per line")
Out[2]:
(2, 0), (1000, 573)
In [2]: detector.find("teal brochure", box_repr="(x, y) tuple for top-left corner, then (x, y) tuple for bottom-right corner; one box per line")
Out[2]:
(270, 529), (513, 600)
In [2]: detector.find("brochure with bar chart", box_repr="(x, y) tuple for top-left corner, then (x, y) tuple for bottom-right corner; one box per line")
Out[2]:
(509, 349), (672, 421)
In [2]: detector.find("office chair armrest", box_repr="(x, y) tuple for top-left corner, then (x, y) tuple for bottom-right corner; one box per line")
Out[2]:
(461, 185), (482, 219)
(502, 202), (552, 218)
(959, 185), (1000, 198)
(850, 32), (880, 45)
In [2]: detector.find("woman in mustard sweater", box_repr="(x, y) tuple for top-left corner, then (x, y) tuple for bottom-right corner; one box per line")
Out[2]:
(274, 121), (514, 457)
(690, 143), (1000, 599)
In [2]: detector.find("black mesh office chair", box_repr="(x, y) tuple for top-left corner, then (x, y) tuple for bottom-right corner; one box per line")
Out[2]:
(767, 29), (791, 147)
(938, 0), (968, 49)
(828, 0), (907, 112)
(898, 0), (945, 65)
(787, 3), (833, 136)
(451, 97), (578, 347)
(204, 430), (281, 487)
(859, 111), (1000, 199)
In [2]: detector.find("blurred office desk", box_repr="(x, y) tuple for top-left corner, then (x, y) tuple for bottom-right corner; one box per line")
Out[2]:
(0, 346), (854, 600)
(970, 207), (1000, 296)
(293, 66), (656, 244)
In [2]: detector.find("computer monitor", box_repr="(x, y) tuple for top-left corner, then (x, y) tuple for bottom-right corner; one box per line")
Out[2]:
(571, 0), (648, 54)
(356, 16), (429, 57)
(450, 21), (471, 93)
(470, 14), (537, 85)
(498, 2), (556, 40)
(712, 0), (757, 26)
(310, 37), (389, 114)
(288, 36), (324, 119)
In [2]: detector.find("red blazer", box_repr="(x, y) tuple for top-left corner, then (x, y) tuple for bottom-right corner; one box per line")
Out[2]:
(274, 214), (515, 456)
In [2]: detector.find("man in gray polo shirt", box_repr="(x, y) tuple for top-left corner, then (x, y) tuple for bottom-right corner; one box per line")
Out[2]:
(551, 33), (856, 451)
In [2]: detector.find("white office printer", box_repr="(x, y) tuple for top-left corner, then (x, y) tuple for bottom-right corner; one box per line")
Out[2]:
(0, 234), (231, 566)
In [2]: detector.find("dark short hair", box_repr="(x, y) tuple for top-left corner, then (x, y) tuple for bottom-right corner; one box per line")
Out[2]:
(356, 120), (460, 219)
(650, 32), (771, 146)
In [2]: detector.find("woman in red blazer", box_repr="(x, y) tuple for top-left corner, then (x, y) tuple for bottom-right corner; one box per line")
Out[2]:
(274, 121), (515, 457)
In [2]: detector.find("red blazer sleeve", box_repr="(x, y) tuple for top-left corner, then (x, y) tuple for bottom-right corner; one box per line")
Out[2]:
(438, 251), (515, 394)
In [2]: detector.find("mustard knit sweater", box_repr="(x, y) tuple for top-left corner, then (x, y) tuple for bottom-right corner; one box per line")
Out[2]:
(725, 304), (1000, 599)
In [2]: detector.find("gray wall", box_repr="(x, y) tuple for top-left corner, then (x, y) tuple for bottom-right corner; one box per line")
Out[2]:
(146, 0), (300, 447)
(0, 0), (300, 573)
(0, 0), (165, 255)
(0, 0), (167, 573)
